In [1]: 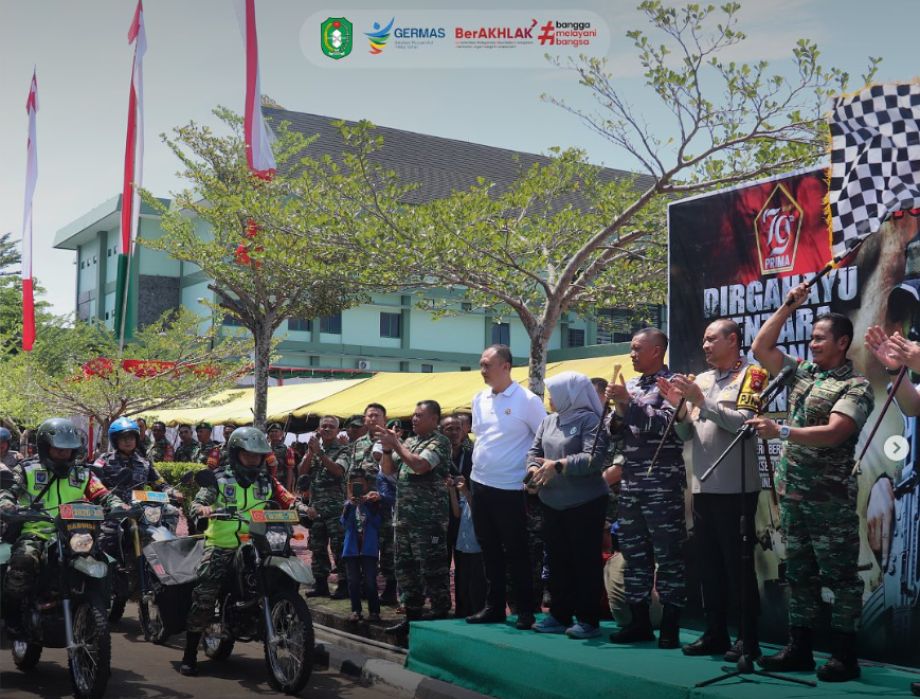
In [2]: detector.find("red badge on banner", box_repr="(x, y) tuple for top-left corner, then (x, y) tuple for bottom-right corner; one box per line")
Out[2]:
(754, 184), (804, 275)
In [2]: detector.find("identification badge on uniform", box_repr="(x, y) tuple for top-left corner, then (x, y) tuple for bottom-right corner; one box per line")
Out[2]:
(569, 426), (578, 436)
(737, 366), (768, 410)
(35, 471), (48, 485)
(223, 485), (237, 500)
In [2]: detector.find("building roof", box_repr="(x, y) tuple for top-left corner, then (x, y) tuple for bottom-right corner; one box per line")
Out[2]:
(53, 194), (171, 250)
(264, 107), (655, 205)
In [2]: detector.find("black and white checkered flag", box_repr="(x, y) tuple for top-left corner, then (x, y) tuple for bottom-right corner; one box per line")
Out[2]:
(829, 82), (920, 259)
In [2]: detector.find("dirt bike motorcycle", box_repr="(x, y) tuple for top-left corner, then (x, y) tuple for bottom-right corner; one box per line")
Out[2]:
(143, 468), (315, 693)
(0, 486), (117, 699)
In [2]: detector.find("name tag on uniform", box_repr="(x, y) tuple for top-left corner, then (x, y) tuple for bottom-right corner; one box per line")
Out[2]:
(223, 485), (237, 500)
(35, 471), (48, 485)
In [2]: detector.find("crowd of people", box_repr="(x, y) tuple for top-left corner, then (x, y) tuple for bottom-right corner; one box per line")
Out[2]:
(3, 279), (919, 691)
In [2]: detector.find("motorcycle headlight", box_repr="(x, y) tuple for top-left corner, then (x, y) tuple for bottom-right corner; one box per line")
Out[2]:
(69, 532), (94, 554)
(265, 529), (289, 553)
(142, 506), (162, 525)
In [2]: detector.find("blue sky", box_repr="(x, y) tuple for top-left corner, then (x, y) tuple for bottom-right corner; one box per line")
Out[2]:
(1, 0), (917, 315)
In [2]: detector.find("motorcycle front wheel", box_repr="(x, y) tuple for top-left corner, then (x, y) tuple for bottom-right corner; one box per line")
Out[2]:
(68, 602), (111, 699)
(263, 589), (314, 694)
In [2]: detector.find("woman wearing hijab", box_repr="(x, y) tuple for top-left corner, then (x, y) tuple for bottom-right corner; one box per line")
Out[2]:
(526, 371), (611, 639)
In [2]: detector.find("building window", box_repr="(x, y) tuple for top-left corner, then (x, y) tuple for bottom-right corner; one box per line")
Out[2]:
(223, 314), (243, 327)
(320, 312), (342, 334)
(461, 302), (473, 312)
(567, 328), (586, 347)
(421, 364), (434, 373)
(460, 366), (471, 372)
(288, 318), (312, 332)
(491, 322), (510, 346)
(596, 306), (662, 344)
(380, 312), (401, 339)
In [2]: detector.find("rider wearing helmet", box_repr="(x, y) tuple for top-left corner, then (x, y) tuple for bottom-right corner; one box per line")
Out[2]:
(94, 417), (183, 555)
(179, 426), (301, 676)
(0, 426), (23, 469)
(0, 418), (126, 634)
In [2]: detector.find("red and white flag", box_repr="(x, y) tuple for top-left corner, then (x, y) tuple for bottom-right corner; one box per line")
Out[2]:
(237, 0), (276, 178)
(21, 70), (38, 351)
(121, 0), (146, 256)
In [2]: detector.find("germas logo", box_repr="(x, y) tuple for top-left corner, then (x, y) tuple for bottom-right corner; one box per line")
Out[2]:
(537, 20), (597, 47)
(366, 17), (395, 54)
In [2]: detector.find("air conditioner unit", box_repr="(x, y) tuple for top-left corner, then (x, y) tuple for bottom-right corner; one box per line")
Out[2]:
(357, 359), (371, 371)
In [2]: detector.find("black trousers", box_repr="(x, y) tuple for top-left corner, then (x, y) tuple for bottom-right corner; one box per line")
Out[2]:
(471, 480), (534, 615)
(454, 551), (487, 619)
(542, 494), (608, 627)
(693, 492), (760, 641)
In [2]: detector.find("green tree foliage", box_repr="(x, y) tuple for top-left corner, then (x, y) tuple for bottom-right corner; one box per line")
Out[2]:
(309, 1), (876, 394)
(141, 108), (363, 428)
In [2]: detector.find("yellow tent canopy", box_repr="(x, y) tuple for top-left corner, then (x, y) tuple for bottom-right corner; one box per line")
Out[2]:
(146, 355), (634, 425)
(149, 378), (368, 426)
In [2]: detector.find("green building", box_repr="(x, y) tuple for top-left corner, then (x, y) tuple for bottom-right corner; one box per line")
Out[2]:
(54, 110), (662, 376)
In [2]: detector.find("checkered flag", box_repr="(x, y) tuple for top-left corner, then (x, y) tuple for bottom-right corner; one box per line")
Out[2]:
(829, 82), (920, 259)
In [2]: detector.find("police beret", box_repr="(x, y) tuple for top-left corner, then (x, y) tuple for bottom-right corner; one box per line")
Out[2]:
(195, 422), (212, 430)
(346, 416), (364, 428)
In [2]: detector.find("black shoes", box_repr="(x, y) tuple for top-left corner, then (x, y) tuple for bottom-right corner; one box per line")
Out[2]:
(609, 602), (655, 643)
(816, 631), (860, 682)
(514, 613), (536, 630)
(682, 633), (731, 656)
(911, 681), (920, 696)
(758, 626), (815, 672)
(657, 604), (681, 649)
(385, 620), (410, 636)
(723, 638), (761, 663)
(178, 632), (201, 676)
(466, 607), (506, 624)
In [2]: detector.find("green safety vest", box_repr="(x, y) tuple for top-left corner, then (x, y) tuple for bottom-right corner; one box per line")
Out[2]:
(21, 463), (90, 540)
(204, 472), (274, 549)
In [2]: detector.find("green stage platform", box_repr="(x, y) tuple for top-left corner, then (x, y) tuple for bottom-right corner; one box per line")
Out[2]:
(406, 617), (920, 699)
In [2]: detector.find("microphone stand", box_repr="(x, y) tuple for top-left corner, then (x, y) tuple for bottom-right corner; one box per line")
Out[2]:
(695, 372), (816, 689)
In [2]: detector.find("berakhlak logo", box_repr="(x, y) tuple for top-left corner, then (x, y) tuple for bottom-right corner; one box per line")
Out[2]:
(537, 20), (554, 45)
(754, 184), (803, 275)
(366, 18), (395, 54)
(321, 17), (353, 60)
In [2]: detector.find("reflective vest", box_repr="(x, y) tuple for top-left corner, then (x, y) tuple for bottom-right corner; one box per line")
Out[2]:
(204, 471), (273, 549)
(21, 462), (90, 539)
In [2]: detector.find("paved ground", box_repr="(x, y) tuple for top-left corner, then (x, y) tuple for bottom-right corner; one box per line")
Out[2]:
(0, 605), (401, 699)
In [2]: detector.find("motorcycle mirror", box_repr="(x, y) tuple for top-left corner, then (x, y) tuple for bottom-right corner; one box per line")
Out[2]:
(194, 469), (218, 489)
(295, 474), (311, 491)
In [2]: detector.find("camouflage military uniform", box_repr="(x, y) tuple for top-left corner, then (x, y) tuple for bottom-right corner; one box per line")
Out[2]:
(609, 366), (687, 607)
(197, 440), (222, 469)
(1, 450), (24, 469)
(185, 467), (295, 633)
(0, 458), (123, 599)
(268, 441), (296, 489)
(306, 441), (348, 581)
(340, 435), (395, 584)
(392, 431), (452, 615)
(776, 354), (874, 633)
(174, 440), (200, 463)
(149, 437), (174, 463)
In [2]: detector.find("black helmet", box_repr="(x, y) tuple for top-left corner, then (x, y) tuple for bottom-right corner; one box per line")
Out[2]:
(227, 426), (272, 482)
(36, 418), (82, 475)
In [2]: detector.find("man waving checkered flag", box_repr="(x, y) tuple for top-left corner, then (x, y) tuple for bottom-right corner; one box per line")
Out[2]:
(829, 82), (920, 259)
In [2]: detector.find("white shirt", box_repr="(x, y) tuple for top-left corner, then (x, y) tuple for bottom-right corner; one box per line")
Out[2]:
(471, 381), (547, 490)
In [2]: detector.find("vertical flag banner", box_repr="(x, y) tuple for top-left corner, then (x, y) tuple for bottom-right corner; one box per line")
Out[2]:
(237, 0), (276, 178)
(115, 0), (146, 347)
(21, 70), (38, 352)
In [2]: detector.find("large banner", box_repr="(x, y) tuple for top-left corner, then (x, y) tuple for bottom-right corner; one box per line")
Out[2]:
(669, 168), (920, 666)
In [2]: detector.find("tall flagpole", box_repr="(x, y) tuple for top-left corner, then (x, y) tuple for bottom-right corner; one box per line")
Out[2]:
(116, 0), (146, 350)
(21, 69), (38, 352)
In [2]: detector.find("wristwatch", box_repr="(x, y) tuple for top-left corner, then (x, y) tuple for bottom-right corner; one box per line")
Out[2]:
(554, 461), (564, 475)
(778, 425), (792, 441)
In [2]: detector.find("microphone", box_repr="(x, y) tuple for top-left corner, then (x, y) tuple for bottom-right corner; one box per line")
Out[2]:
(757, 363), (796, 407)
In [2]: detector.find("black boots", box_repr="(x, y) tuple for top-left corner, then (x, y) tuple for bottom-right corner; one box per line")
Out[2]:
(758, 626), (815, 672)
(609, 601), (655, 643)
(306, 576), (329, 598)
(466, 606), (506, 624)
(657, 604), (681, 649)
(179, 632), (202, 676)
(386, 610), (421, 637)
(682, 629), (730, 656)
(816, 631), (860, 682)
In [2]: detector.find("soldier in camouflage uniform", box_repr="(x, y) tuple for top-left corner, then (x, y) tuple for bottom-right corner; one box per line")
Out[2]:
(605, 328), (686, 649)
(0, 426), (24, 469)
(174, 423), (200, 463)
(267, 422), (297, 491)
(0, 418), (126, 635)
(378, 400), (452, 636)
(195, 422), (221, 469)
(302, 416), (349, 599)
(749, 284), (874, 682)
(149, 421), (175, 463)
(215, 424), (235, 469)
(178, 426), (298, 676)
(338, 403), (398, 603)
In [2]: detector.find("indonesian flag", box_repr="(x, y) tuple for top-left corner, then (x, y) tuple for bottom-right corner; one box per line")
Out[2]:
(21, 70), (38, 352)
(237, 0), (276, 178)
(121, 0), (146, 256)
